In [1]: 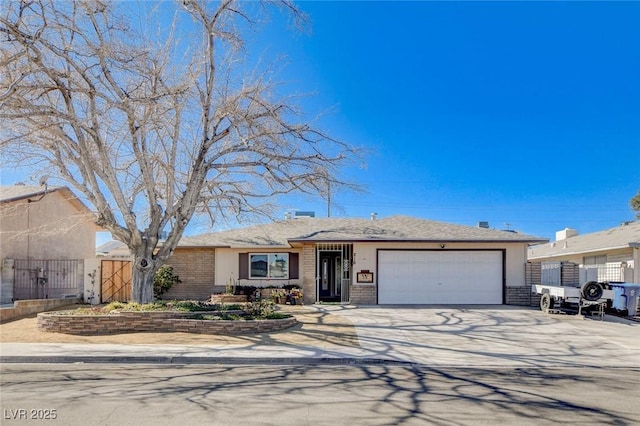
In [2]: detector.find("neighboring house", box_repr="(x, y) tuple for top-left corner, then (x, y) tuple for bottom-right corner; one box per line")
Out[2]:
(173, 215), (547, 305)
(528, 221), (640, 284)
(0, 184), (98, 303)
(96, 240), (131, 260)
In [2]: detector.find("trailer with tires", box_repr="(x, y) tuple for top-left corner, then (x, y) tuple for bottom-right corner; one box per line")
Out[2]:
(532, 281), (614, 316)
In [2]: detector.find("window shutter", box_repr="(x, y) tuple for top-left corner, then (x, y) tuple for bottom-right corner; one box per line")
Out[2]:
(239, 253), (248, 279)
(289, 253), (299, 279)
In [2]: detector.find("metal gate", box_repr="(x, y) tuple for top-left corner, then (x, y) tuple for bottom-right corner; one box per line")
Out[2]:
(541, 262), (561, 285)
(101, 260), (132, 303)
(13, 259), (83, 300)
(316, 244), (352, 304)
(580, 262), (630, 283)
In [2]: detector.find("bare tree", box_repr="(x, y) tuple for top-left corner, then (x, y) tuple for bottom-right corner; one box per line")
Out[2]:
(631, 190), (640, 219)
(0, 0), (359, 303)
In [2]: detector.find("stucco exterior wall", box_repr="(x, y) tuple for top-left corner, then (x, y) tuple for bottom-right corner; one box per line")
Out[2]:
(1, 190), (97, 304)
(0, 190), (96, 260)
(214, 247), (304, 290)
(351, 241), (529, 290)
(84, 258), (102, 304)
(634, 247), (640, 282)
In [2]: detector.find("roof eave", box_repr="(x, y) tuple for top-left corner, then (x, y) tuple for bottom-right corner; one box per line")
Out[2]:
(0, 189), (49, 203)
(177, 244), (231, 249)
(288, 238), (548, 244)
(528, 243), (636, 259)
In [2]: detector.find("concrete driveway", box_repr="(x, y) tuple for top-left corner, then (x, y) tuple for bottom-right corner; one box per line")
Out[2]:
(325, 305), (640, 368)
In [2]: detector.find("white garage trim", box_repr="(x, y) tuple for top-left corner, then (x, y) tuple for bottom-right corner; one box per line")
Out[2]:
(377, 249), (505, 304)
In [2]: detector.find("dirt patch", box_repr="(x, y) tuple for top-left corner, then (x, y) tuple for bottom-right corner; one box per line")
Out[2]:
(0, 306), (360, 348)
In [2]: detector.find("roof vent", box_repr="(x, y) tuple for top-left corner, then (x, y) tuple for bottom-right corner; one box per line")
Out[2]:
(478, 221), (489, 229)
(371, 212), (377, 221)
(294, 211), (315, 218)
(285, 212), (292, 220)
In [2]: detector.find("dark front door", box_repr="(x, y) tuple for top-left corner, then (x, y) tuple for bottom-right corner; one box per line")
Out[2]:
(319, 252), (341, 302)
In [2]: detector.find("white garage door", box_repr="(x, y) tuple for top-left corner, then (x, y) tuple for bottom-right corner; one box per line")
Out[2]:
(378, 250), (503, 304)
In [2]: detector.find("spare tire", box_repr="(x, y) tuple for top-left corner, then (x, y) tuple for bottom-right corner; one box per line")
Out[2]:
(581, 281), (603, 301)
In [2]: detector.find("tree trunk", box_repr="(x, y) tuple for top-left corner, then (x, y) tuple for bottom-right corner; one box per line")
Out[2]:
(131, 256), (156, 304)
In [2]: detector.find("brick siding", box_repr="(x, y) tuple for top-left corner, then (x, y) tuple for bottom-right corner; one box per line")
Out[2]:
(350, 284), (376, 304)
(162, 248), (215, 300)
(301, 244), (315, 305)
(505, 286), (535, 306)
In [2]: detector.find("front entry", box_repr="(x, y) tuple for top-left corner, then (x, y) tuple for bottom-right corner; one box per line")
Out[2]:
(316, 243), (352, 304)
(319, 252), (342, 302)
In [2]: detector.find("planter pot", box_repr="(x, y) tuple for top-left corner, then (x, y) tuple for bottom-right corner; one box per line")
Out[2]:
(261, 289), (275, 299)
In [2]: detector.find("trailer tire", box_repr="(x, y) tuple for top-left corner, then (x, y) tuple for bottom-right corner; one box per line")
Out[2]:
(581, 281), (603, 301)
(540, 293), (554, 311)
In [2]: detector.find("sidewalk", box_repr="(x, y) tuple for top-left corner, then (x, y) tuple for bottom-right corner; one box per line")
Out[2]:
(0, 342), (384, 365)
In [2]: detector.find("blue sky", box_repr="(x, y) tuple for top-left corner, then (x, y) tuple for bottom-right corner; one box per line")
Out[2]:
(269, 1), (640, 240)
(2, 1), (638, 244)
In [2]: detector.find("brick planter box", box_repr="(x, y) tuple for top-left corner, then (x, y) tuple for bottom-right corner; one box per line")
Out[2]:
(36, 311), (297, 335)
(209, 294), (248, 304)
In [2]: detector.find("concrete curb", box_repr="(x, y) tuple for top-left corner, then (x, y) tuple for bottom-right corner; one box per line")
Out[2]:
(0, 355), (414, 366)
(3, 356), (636, 370)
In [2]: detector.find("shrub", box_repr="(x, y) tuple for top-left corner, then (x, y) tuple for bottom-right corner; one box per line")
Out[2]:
(270, 288), (287, 300)
(264, 313), (289, 320)
(65, 306), (105, 315)
(282, 284), (301, 291)
(154, 266), (181, 299)
(103, 301), (127, 312)
(243, 299), (276, 318)
(234, 285), (257, 297)
(221, 303), (243, 311)
(65, 300), (291, 322)
(170, 300), (203, 311)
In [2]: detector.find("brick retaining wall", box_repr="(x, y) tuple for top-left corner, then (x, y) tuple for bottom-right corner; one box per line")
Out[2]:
(37, 311), (297, 335)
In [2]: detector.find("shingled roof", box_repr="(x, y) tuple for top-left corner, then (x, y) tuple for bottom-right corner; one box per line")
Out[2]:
(179, 215), (547, 248)
(528, 220), (640, 259)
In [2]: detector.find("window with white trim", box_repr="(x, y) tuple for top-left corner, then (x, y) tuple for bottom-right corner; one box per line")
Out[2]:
(249, 253), (289, 279)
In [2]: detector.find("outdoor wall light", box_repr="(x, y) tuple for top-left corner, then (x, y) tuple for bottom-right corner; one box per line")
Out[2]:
(440, 244), (446, 249)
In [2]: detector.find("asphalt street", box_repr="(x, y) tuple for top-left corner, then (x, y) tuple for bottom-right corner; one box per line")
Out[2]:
(1, 363), (638, 426)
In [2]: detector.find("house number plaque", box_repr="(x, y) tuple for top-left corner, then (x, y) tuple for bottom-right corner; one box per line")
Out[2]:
(356, 271), (374, 283)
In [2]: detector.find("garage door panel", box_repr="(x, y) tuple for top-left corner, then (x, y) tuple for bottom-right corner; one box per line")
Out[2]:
(378, 250), (503, 304)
